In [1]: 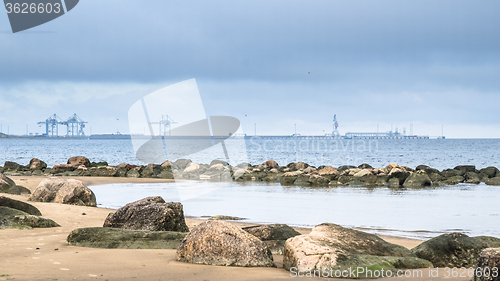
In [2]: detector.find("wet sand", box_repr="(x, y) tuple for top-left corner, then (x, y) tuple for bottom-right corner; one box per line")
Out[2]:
(0, 176), (469, 280)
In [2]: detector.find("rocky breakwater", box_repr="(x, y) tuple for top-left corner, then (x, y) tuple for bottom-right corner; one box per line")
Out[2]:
(2, 157), (500, 187)
(283, 223), (432, 278)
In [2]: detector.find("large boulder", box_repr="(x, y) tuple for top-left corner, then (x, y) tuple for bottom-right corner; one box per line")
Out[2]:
(283, 223), (431, 278)
(3, 161), (24, 171)
(0, 196), (42, 216)
(0, 206), (59, 229)
(403, 171), (432, 187)
(103, 196), (189, 232)
(173, 159), (192, 170)
(28, 178), (96, 207)
(67, 227), (187, 249)
(412, 233), (496, 268)
(243, 224), (301, 254)
(176, 220), (275, 267)
(67, 156), (91, 167)
(28, 158), (47, 170)
(473, 248), (500, 281)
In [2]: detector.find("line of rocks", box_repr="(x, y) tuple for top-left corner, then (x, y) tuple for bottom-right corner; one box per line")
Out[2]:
(2, 157), (500, 188)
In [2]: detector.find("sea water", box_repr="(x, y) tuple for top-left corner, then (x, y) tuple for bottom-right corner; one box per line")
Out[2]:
(91, 181), (500, 239)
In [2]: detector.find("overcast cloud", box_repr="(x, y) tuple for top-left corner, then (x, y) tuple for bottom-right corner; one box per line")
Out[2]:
(0, 0), (499, 137)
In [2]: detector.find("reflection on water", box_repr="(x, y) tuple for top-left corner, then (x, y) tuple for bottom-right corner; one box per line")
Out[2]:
(91, 182), (499, 239)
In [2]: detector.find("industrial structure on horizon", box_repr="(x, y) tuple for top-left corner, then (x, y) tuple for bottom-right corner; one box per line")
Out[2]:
(1, 114), (443, 139)
(37, 114), (87, 137)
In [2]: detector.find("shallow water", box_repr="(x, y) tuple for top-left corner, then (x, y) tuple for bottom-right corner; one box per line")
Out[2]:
(91, 181), (500, 239)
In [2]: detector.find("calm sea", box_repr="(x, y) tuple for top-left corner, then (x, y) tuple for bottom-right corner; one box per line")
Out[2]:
(0, 138), (499, 170)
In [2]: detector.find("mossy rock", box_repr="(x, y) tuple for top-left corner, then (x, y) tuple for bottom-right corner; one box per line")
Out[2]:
(208, 215), (246, 221)
(0, 206), (59, 229)
(0, 196), (42, 215)
(412, 233), (492, 268)
(67, 227), (187, 249)
(332, 254), (433, 279)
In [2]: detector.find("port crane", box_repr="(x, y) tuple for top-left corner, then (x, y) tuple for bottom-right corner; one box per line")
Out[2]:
(37, 114), (63, 136)
(61, 114), (87, 136)
(332, 114), (340, 137)
(150, 115), (177, 136)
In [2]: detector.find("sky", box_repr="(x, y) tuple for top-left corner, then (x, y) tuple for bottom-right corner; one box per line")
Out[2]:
(0, 0), (499, 138)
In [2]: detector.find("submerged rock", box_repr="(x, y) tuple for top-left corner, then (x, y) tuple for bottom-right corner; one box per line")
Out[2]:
(283, 223), (431, 278)
(67, 227), (186, 249)
(208, 215), (245, 221)
(103, 196), (189, 232)
(176, 220), (275, 267)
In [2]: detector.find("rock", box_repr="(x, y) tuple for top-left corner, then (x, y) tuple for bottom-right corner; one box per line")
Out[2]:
(387, 168), (411, 185)
(13, 215), (60, 228)
(0, 174), (16, 193)
(337, 165), (357, 172)
(160, 160), (172, 168)
(441, 168), (464, 178)
(318, 166), (339, 176)
(67, 156), (90, 167)
(89, 166), (117, 177)
(385, 163), (401, 173)
(287, 162), (309, 171)
(262, 160), (279, 169)
(485, 177), (500, 186)
(476, 236), (500, 248)
(473, 248), (500, 281)
(429, 172), (445, 182)
(28, 178), (97, 207)
(103, 196), (189, 232)
(141, 164), (162, 178)
(209, 160), (229, 167)
(283, 223), (431, 278)
(176, 220), (275, 267)
(358, 163), (373, 169)
(455, 165), (477, 174)
(67, 227), (187, 249)
(5, 185), (31, 195)
(0, 206), (59, 229)
(415, 165), (441, 175)
(412, 233), (491, 267)
(116, 163), (130, 169)
(465, 172), (481, 184)
(200, 163), (231, 181)
(243, 224), (301, 254)
(233, 169), (247, 179)
(3, 161), (24, 171)
(303, 166), (317, 174)
(0, 196), (42, 216)
(28, 158), (47, 170)
(126, 167), (142, 178)
(208, 215), (245, 221)
(173, 159), (192, 170)
(479, 167), (499, 179)
(403, 171), (432, 187)
(183, 162), (200, 173)
(353, 169), (372, 177)
(52, 164), (75, 173)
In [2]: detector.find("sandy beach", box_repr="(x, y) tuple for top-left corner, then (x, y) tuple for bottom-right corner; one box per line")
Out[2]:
(0, 176), (470, 280)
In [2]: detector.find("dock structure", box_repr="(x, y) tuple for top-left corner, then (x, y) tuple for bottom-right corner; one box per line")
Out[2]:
(37, 114), (63, 136)
(37, 113), (87, 137)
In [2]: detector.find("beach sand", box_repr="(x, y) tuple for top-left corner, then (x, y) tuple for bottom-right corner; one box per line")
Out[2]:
(0, 176), (469, 280)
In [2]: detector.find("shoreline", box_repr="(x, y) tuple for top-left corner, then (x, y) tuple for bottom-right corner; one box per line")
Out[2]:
(0, 175), (473, 280)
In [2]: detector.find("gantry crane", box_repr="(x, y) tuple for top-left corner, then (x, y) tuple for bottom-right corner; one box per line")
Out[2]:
(37, 114), (63, 136)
